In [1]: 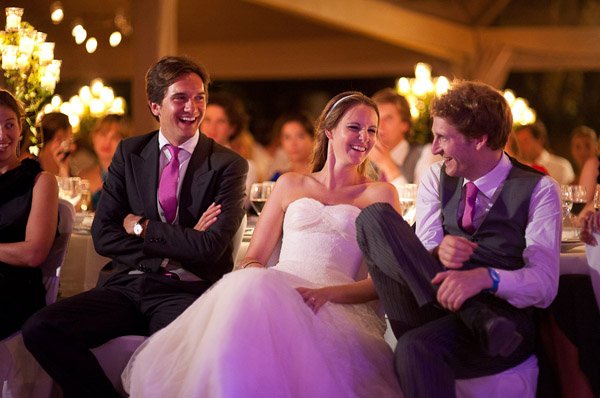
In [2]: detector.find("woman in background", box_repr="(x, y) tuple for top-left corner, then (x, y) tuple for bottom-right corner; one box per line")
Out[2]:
(79, 114), (131, 209)
(269, 111), (315, 181)
(0, 89), (58, 339)
(37, 112), (74, 177)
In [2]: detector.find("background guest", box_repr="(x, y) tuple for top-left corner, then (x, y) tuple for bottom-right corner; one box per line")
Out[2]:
(269, 111), (314, 180)
(369, 88), (437, 188)
(36, 112), (75, 177)
(201, 92), (257, 206)
(0, 89), (58, 339)
(514, 122), (575, 184)
(79, 114), (132, 209)
(570, 125), (598, 184)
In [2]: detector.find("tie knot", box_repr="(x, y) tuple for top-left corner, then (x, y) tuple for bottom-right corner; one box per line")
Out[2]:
(166, 144), (180, 159)
(465, 181), (478, 202)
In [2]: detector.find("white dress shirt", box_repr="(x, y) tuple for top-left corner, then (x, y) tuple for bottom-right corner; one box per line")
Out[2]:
(535, 149), (575, 185)
(416, 153), (561, 308)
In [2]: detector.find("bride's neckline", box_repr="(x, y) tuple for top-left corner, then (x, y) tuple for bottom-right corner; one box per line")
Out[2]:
(287, 197), (362, 212)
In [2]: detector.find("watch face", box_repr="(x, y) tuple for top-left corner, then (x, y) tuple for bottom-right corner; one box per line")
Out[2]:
(134, 223), (143, 236)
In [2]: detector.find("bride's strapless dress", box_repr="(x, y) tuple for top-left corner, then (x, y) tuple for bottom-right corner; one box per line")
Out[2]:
(122, 197), (402, 397)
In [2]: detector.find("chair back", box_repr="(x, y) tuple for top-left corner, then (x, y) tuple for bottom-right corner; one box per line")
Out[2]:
(231, 214), (247, 264)
(585, 238), (600, 313)
(40, 199), (75, 304)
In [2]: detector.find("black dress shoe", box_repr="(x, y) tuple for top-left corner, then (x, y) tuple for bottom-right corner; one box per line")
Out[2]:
(481, 316), (523, 357)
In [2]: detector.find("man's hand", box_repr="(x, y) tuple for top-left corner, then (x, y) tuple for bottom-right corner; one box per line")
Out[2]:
(431, 268), (492, 311)
(123, 214), (145, 235)
(436, 235), (478, 269)
(194, 203), (221, 231)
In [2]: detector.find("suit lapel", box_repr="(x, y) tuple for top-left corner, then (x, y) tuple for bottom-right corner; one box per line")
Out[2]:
(179, 134), (215, 225)
(132, 134), (160, 220)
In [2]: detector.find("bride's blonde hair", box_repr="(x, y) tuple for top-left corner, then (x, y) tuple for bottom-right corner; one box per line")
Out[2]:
(311, 91), (379, 179)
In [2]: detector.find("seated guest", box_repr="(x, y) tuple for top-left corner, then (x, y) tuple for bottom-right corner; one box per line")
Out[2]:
(202, 92), (257, 206)
(356, 80), (561, 396)
(0, 89), (58, 339)
(514, 122), (575, 184)
(575, 127), (600, 215)
(369, 88), (438, 187)
(79, 114), (132, 209)
(570, 125), (598, 183)
(22, 56), (248, 397)
(269, 111), (315, 180)
(122, 91), (403, 397)
(36, 112), (75, 177)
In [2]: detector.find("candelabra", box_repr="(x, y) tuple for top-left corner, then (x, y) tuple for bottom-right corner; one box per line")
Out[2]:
(0, 7), (61, 155)
(396, 63), (536, 144)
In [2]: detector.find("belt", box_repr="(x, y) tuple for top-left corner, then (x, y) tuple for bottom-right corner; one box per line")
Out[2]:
(129, 267), (203, 282)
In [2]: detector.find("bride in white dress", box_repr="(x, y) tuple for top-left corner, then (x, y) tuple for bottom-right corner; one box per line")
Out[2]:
(123, 91), (404, 397)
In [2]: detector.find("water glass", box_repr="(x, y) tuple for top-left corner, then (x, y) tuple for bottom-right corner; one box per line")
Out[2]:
(560, 185), (573, 220)
(250, 182), (275, 215)
(398, 184), (418, 225)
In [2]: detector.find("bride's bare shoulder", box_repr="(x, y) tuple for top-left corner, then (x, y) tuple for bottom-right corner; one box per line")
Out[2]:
(363, 181), (401, 209)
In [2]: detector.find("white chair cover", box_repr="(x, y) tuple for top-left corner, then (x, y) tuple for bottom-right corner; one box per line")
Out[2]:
(584, 234), (600, 313)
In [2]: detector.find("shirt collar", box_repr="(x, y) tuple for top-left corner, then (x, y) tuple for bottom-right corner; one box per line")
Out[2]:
(158, 130), (199, 155)
(464, 152), (511, 199)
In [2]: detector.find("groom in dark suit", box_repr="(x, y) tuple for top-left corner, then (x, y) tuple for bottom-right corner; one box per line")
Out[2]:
(23, 56), (248, 397)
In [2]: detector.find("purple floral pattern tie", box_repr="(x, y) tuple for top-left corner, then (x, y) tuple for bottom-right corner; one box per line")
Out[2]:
(460, 181), (478, 234)
(158, 145), (180, 224)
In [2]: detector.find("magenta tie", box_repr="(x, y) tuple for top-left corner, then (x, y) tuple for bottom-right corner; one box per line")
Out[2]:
(158, 145), (180, 224)
(460, 181), (478, 234)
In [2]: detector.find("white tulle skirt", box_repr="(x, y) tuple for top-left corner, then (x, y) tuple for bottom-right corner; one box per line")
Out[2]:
(122, 267), (402, 398)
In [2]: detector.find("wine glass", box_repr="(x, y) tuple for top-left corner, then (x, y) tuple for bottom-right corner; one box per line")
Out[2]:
(398, 184), (418, 225)
(57, 176), (82, 208)
(570, 185), (587, 216)
(560, 185), (573, 220)
(250, 182), (275, 215)
(594, 184), (600, 211)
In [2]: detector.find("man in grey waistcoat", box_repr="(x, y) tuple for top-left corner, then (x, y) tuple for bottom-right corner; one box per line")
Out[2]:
(357, 80), (561, 397)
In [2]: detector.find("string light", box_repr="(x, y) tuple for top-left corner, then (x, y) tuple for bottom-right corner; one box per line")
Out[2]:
(50, 2), (64, 24)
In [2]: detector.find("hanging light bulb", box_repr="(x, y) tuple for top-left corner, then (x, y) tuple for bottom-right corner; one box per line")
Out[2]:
(109, 31), (122, 47)
(85, 37), (97, 53)
(50, 2), (64, 24)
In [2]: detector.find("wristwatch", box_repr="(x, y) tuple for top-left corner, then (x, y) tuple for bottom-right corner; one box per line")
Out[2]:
(486, 267), (500, 294)
(133, 217), (148, 237)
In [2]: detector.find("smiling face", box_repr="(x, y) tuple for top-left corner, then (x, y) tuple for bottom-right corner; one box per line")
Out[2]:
(432, 116), (483, 179)
(0, 105), (21, 165)
(149, 72), (206, 146)
(281, 120), (314, 163)
(201, 104), (235, 145)
(329, 104), (378, 167)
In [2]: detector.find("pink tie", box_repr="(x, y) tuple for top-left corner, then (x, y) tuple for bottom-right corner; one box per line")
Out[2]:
(460, 181), (478, 234)
(158, 145), (180, 224)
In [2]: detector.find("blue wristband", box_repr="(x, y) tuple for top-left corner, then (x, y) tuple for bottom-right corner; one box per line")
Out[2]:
(486, 267), (500, 294)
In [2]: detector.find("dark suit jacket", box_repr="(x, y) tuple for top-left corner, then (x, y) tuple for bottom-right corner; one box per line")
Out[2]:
(91, 131), (248, 285)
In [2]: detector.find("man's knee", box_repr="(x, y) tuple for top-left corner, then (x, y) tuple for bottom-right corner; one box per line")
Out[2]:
(22, 306), (57, 350)
(356, 202), (397, 233)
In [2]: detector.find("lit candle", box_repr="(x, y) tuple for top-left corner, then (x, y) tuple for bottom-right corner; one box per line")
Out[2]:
(5, 7), (23, 32)
(40, 71), (56, 92)
(19, 29), (36, 56)
(17, 53), (29, 69)
(2, 44), (18, 70)
(37, 42), (55, 64)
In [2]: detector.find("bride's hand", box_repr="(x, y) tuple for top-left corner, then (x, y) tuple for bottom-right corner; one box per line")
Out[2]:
(296, 286), (333, 313)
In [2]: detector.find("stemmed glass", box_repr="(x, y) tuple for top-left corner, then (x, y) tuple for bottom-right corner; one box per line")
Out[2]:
(560, 185), (573, 220)
(571, 185), (587, 216)
(57, 176), (82, 208)
(250, 182), (275, 215)
(593, 185), (600, 211)
(398, 184), (418, 225)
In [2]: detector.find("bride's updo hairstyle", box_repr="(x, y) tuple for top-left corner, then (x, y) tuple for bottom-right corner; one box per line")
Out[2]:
(312, 91), (379, 178)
